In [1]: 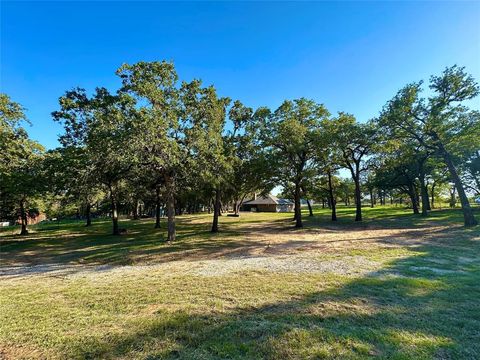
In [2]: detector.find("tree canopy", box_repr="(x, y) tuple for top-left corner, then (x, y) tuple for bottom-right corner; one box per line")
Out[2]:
(2, 64), (478, 235)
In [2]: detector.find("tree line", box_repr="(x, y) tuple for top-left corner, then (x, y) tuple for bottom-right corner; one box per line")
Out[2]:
(1, 63), (479, 237)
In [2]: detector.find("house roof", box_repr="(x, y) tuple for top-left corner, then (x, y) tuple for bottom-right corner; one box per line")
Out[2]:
(277, 198), (294, 205)
(243, 194), (293, 205)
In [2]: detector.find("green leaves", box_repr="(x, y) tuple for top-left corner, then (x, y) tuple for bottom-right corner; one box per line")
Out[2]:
(379, 65), (479, 154)
(263, 98), (329, 179)
(0, 94), (46, 223)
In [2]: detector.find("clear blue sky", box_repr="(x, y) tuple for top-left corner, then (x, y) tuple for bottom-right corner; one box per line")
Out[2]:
(1, 1), (479, 149)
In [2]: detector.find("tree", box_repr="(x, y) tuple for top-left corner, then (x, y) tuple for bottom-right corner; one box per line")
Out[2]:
(329, 113), (376, 221)
(427, 163), (449, 209)
(464, 150), (480, 195)
(312, 118), (345, 221)
(117, 61), (180, 238)
(224, 101), (274, 216)
(373, 145), (425, 215)
(0, 94), (45, 234)
(337, 178), (355, 207)
(260, 98), (329, 228)
(0, 94), (28, 173)
(379, 66), (479, 226)
(416, 149), (432, 216)
(375, 131), (433, 216)
(53, 87), (136, 235)
(117, 61), (230, 237)
(45, 146), (102, 227)
(181, 81), (230, 233)
(1, 94), (28, 221)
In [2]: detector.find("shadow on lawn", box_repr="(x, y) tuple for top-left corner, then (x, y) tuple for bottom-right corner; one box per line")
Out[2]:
(0, 214), (299, 265)
(0, 218), (247, 266)
(63, 232), (480, 360)
(1, 208), (478, 267)
(304, 206), (480, 231)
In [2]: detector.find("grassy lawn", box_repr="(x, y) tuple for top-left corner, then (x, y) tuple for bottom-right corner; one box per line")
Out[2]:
(1, 206), (479, 359)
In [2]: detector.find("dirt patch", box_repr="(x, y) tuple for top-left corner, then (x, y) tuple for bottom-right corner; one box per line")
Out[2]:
(0, 344), (46, 360)
(1, 218), (475, 279)
(0, 254), (383, 280)
(190, 255), (380, 277)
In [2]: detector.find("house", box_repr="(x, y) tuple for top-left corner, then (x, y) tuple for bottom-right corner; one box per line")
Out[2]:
(241, 194), (294, 212)
(16, 212), (46, 226)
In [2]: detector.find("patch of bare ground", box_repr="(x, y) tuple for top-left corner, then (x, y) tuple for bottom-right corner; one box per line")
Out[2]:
(1, 217), (477, 280)
(0, 344), (47, 360)
(134, 224), (456, 265)
(0, 254), (381, 280)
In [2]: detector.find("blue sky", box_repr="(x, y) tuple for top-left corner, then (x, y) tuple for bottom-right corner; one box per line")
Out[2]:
(1, 1), (479, 149)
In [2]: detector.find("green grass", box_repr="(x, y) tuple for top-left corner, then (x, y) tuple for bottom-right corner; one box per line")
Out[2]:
(0, 206), (479, 359)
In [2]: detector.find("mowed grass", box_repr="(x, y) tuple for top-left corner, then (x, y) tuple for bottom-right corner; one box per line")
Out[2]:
(0, 206), (479, 359)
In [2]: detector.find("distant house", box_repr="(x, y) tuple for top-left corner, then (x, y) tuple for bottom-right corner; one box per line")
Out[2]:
(241, 194), (294, 212)
(16, 212), (46, 226)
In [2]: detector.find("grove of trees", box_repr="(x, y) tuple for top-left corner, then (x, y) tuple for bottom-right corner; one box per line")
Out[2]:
(1, 64), (478, 236)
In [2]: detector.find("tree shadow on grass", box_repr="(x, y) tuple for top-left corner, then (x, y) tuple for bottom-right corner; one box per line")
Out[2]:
(0, 214), (293, 267)
(1, 209), (477, 269)
(303, 207), (479, 231)
(60, 232), (480, 360)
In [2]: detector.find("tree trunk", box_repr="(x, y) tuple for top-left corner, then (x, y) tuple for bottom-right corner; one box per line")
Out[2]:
(328, 171), (337, 221)
(354, 177), (362, 221)
(155, 186), (161, 229)
(369, 188), (374, 208)
(415, 186), (420, 212)
(442, 151), (478, 226)
(165, 176), (176, 241)
(19, 198), (28, 235)
(425, 184), (431, 211)
(234, 194), (247, 216)
(306, 199), (313, 217)
(109, 186), (120, 236)
(85, 203), (92, 227)
(407, 183), (419, 215)
(211, 188), (220, 233)
(133, 199), (139, 220)
(449, 186), (456, 208)
(431, 183), (436, 209)
(294, 182), (303, 228)
(234, 198), (240, 216)
(419, 169), (430, 217)
(348, 162), (363, 221)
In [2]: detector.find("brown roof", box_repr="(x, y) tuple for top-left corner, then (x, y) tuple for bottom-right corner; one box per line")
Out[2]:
(243, 194), (292, 205)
